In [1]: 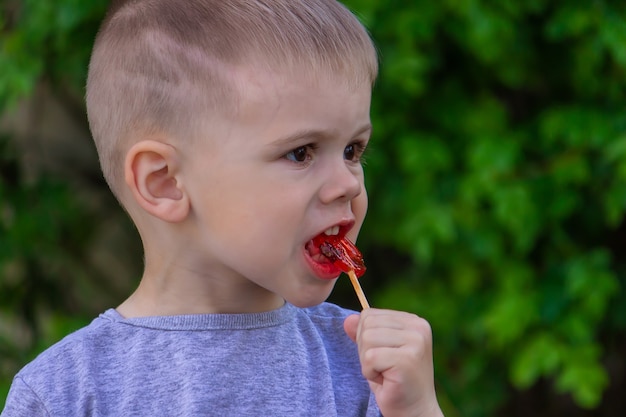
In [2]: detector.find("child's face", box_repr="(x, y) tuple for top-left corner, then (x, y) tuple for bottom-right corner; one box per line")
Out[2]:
(181, 68), (372, 311)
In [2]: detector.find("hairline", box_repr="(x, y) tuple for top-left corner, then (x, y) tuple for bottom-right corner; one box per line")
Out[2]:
(86, 0), (379, 204)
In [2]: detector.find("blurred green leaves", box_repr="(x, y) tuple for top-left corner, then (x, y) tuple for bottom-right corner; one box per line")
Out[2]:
(0, 135), (95, 405)
(0, 0), (115, 407)
(346, 0), (626, 415)
(0, 0), (107, 108)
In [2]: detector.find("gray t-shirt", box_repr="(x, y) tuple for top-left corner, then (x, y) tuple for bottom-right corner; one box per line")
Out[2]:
(2, 302), (380, 416)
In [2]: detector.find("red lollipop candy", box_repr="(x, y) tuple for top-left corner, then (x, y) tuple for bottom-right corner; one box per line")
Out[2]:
(312, 234), (369, 309)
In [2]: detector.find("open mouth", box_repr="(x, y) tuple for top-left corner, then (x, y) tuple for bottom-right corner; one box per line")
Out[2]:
(305, 226), (344, 265)
(305, 226), (366, 278)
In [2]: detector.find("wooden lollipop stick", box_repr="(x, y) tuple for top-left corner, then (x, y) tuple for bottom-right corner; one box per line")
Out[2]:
(348, 270), (370, 310)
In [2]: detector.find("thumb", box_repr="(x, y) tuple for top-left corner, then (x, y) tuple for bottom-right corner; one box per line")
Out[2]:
(343, 314), (360, 343)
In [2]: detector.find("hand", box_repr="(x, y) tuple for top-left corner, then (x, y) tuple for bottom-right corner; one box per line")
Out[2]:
(344, 309), (444, 417)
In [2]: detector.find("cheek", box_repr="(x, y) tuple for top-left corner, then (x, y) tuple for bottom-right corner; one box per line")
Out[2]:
(215, 185), (304, 248)
(349, 187), (368, 241)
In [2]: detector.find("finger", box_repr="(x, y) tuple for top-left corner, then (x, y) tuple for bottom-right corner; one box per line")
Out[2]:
(359, 346), (399, 383)
(359, 327), (413, 349)
(358, 309), (432, 338)
(343, 314), (360, 343)
(359, 320), (432, 345)
(361, 341), (434, 383)
(360, 327), (432, 360)
(356, 313), (433, 366)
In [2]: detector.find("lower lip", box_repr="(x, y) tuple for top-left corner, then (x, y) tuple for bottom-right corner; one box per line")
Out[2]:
(303, 247), (341, 280)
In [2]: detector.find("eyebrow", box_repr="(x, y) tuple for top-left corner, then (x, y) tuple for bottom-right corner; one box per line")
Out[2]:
(270, 123), (373, 148)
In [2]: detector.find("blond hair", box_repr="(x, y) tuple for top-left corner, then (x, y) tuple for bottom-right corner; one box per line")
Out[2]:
(86, 0), (378, 200)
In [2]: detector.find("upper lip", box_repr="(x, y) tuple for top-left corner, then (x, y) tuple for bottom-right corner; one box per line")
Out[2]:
(310, 219), (355, 241)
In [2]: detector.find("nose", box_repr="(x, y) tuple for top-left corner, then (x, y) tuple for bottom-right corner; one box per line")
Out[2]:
(318, 161), (363, 205)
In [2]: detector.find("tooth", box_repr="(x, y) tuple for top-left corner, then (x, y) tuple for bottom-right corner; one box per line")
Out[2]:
(323, 226), (340, 236)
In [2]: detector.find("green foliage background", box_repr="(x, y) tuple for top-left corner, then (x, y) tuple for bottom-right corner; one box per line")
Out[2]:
(1, 1), (625, 416)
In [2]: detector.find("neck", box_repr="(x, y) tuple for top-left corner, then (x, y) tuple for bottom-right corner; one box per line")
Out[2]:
(117, 260), (284, 318)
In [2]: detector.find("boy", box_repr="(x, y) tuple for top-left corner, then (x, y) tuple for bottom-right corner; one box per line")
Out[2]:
(2, 0), (444, 416)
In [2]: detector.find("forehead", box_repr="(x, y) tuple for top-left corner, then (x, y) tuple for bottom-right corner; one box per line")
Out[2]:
(182, 64), (372, 170)
(230, 64), (372, 127)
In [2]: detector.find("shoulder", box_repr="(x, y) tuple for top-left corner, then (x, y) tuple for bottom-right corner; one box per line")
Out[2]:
(3, 311), (120, 415)
(13, 310), (119, 389)
(291, 302), (359, 351)
(297, 302), (358, 334)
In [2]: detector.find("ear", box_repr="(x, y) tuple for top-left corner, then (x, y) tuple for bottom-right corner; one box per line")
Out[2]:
(124, 140), (190, 223)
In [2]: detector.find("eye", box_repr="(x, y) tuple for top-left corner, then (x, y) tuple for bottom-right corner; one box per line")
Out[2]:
(285, 144), (315, 163)
(344, 142), (367, 162)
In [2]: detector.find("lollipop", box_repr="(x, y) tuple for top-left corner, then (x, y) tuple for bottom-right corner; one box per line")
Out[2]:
(312, 234), (370, 309)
